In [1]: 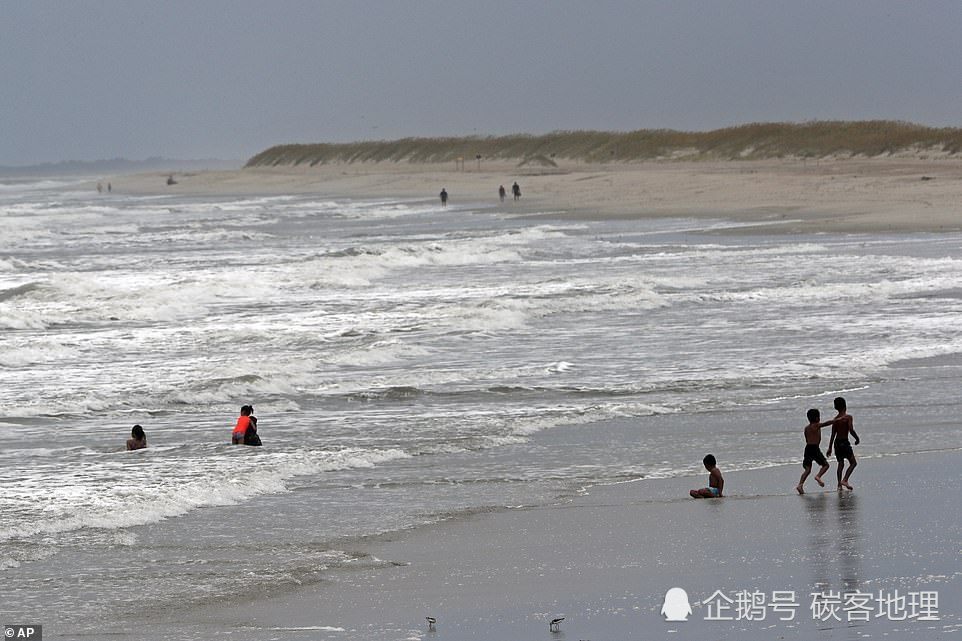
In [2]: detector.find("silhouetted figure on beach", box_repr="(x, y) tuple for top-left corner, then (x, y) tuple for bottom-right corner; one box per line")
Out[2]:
(167, 174), (177, 186)
(107, 182), (112, 193)
(512, 182), (521, 201)
(439, 188), (448, 207)
(126, 424), (147, 450)
(826, 397), (859, 490)
(690, 454), (723, 498)
(499, 185), (506, 202)
(796, 408), (832, 494)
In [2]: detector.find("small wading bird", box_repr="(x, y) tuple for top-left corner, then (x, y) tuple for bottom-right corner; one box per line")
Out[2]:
(550, 616), (565, 631)
(426, 616), (436, 630)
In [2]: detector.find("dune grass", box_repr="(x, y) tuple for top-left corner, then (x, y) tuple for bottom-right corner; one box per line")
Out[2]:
(245, 121), (962, 167)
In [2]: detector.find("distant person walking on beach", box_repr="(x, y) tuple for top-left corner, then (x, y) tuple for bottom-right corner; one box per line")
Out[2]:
(826, 397), (859, 490)
(126, 424), (147, 450)
(512, 181), (521, 201)
(439, 188), (448, 207)
(499, 184), (506, 202)
(796, 408), (831, 494)
(690, 454), (724, 498)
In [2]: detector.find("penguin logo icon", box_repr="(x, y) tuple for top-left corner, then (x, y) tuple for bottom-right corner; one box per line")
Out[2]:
(661, 587), (693, 621)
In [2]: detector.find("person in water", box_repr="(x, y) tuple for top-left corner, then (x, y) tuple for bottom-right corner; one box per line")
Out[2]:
(499, 184), (506, 202)
(512, 181), (521, 201)
(826, 396), (860, 490)
(690, 454), (724, 498)
(439, 188), (448, 207)
(796, 408), (832, 494)
(232, 405), (253, 445)
(126, 424), (147, 450)
(244, 405), (262, 446)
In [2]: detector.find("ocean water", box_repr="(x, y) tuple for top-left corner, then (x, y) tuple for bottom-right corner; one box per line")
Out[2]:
(2, 178), (962, 638)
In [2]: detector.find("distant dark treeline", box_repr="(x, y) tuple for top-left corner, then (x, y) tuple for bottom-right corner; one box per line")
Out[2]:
(246, 121), (962, 167)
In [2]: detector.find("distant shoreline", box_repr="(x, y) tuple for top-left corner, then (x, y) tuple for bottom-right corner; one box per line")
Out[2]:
(108, 155), (962, 234)
(0, 158), (240, 178)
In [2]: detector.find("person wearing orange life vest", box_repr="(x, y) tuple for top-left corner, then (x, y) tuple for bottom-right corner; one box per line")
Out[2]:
(232, 405), (253, 445)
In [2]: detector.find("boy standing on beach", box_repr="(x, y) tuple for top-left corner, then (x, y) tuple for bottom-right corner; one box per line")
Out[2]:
(826, 397), (860, 490)
(690, 454), (724, 498)
(796, 409), (831, 494)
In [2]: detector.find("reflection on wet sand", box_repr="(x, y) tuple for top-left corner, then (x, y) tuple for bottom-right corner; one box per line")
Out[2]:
(836, 492), (861, 593)
(804, 493), (831, 589)
(802, 491), (861, 593)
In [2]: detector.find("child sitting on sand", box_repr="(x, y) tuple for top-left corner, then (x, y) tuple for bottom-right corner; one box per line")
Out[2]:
(690, 454), (724, 498)
(796, 408), (831, 494)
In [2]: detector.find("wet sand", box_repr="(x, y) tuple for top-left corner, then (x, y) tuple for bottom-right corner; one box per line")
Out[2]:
(79, 157), (962, 640)
(151, 449), (962, 641)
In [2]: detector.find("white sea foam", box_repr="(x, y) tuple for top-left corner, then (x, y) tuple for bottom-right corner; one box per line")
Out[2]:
(0, 447), (411, 543)
(5, 183), (962, 623)
(166, 375), (306, 407)
(804, 337), (962, 373)
(0, 258), (24, 272)
(507, 402), (669, 436)
(0, 342), (80, 367)
(448, 302), (530, 331)
(0, 273), (214, 327)
(0, 178), (87, 192)
(325, 340), (432, 366)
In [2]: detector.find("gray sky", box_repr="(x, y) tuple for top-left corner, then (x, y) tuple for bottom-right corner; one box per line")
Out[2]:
(2, 0), (961, 165)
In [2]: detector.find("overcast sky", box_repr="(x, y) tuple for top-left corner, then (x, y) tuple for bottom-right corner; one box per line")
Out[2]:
(2, 0), (961, 165)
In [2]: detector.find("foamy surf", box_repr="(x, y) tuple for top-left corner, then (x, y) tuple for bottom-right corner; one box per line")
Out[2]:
(3, 182), (962, 637)
(0, 446), (411, 543)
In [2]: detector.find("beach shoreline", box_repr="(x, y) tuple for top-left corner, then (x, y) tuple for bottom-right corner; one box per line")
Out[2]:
(93, 448), (962, 641)
(7, 167), (962, 641)
(108, 156), (962, 233)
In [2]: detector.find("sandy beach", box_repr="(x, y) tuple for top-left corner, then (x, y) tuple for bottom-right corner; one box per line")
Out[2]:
(8, 155), (962, 641)
(93, 156), (962, 640)
(11, 4), (962, 640)
(111, 448), (962, 641)
(111, 156), (962, 233)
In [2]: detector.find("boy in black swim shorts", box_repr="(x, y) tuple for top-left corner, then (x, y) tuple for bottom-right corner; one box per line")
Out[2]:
(797, 408), (832, 494)
(826, 397), (860, 491)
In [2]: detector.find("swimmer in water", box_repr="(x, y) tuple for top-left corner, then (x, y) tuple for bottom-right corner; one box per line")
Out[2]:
(126, 424), (147, 450)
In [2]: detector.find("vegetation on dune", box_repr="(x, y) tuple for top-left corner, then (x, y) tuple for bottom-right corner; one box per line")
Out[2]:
(245, 121), (962, 167)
